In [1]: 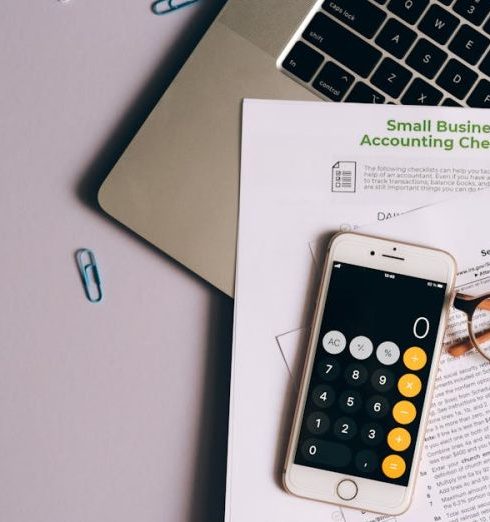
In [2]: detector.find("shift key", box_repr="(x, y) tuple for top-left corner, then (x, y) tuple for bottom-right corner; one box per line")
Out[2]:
(303, 13), (382, 78)
(322, 0), (387, 38)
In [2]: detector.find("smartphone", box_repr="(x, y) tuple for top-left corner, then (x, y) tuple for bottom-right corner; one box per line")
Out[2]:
(283, 232), (456, 515)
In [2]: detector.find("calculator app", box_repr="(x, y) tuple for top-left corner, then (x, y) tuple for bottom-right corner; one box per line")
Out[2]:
(294, 262), (447, 486)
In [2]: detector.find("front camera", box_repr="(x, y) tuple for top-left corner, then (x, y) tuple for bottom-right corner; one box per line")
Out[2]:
(370, 251), (375, 256)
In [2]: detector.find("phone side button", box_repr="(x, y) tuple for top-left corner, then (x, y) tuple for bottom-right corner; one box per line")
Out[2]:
(336, 479), (358, 501)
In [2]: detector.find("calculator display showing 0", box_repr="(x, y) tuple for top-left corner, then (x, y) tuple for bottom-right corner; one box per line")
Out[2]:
(293, 262), (447, 486)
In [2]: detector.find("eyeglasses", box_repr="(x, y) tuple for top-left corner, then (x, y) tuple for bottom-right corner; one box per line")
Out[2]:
(448, 292), (490, 362)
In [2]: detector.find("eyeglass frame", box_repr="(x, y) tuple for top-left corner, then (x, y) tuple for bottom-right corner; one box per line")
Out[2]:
(449, 292), (490, 361)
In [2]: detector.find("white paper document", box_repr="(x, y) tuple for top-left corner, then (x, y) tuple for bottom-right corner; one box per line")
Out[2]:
(227, 100), (490, 522)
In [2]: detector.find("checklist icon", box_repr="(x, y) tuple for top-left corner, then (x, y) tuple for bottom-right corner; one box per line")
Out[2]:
(332, 161), (356, 193)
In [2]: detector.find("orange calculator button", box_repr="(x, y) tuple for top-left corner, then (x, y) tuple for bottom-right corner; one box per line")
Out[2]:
(398, 373), (422, 398)
(403, 347), (427, 371)
(382, 454), (406, 479)
(392, 400), (416, 425)
(387, 427), (411, 452)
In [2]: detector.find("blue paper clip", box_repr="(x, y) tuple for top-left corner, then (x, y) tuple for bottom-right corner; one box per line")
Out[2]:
(151, 0), (199, 15)
(76, 249), (103, 303)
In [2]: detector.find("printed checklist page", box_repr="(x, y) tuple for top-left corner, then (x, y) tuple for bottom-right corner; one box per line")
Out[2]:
(227, 100), (490, 522)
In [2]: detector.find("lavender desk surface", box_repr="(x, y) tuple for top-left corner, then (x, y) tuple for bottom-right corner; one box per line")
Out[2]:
(0, 2), (231, 521)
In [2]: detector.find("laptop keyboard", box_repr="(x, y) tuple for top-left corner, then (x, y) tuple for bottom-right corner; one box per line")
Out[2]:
(279, 0), (490, 107)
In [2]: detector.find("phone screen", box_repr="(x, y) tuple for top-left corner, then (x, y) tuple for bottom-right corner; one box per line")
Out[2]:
(294, 261), (447, 486)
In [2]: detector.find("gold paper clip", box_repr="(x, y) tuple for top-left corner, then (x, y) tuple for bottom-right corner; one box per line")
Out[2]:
(76, 249), (103, 303)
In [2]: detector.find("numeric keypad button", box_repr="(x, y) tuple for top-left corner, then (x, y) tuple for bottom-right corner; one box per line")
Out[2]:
(371, 369), (395, 392)
(322, 330), (347, 354)
(360, 422), (384, 446)
(334, 417), (358, 440)
(376, 341), (400, 365)
(339, 391), (362, 414)
(306, 411), (330, 435)
(312, 384), (336, 408)
(317, 356), (341, 381)
(355, 450), (379, 473)
(344, 363), (368, 386)
(366, 395), (390, 418)
(349, 335), (373, 360)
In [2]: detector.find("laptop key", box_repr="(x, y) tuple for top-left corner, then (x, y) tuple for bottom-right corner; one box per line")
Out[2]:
(406, 38), (448, 79)
(303, 13), (382, 78)
(313, 62), (354, 101)
(418, 4), (459, 44)
(401, 77), (443, 104)
(282, 41), (324, 82)
(479, 49), (490, 74)
(437, 0), (453, 4)
(441, 98), (462, 106)
(388, 0), (430, 25)
(375, 18), (417, 58)
(467, 79), (490, 107)
(448, 24), (490, 65)
(453, 0), (490, 26)
(436, 58), (478, 99)
(345, 82), (386, 103)
(371, 57), (413, 98)
(321, 0), (387, 38)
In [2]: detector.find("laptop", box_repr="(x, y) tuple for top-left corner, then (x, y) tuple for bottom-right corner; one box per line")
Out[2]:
(98, 0), (490, 297)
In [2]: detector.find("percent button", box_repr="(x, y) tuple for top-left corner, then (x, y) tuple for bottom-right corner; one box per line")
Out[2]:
(376, 341), (400, 365)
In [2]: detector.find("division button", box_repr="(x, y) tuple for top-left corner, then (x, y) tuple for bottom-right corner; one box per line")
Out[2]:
(403, 346), (427, 371)
(336, 479), (358, 501)
(323, 330), (347, 354)
(398, 373), (422, 398)
(302, 439), (352, 468)
(371, 368), (395, 392)
(387, 427), (411, 452)
(355, 450), (379, 473)
(312, 384), (336, 408)
(306, 411), (330, 435)
(376, 341), (400, 365)
(392, 400), (417, 425)
(382, 454), (406, 479)
(349, 335), (374, 360)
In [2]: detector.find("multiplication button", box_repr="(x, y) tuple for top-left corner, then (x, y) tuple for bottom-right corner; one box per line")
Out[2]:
(398, 374), (422, 398)
(349, 335), (373, 360)
(323, 330), (346, 354)
(376, 341), (400, 365)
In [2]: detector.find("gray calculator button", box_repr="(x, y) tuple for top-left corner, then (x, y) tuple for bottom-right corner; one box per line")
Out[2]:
(349, 335), (373, 360)
(322, 330), (347, 354)
(376, 341), (400, 365)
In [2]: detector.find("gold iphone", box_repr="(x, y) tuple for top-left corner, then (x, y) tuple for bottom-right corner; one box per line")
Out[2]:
(283, 232), (456, 515)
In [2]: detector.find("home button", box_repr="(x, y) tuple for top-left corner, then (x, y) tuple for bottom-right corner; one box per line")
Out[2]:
(336, 479), (358, 501)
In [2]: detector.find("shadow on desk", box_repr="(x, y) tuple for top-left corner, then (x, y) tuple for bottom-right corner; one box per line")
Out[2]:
(75, 2), (232, 520)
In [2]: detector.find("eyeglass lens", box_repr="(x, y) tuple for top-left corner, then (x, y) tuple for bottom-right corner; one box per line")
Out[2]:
(471, 298), (490, 360)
